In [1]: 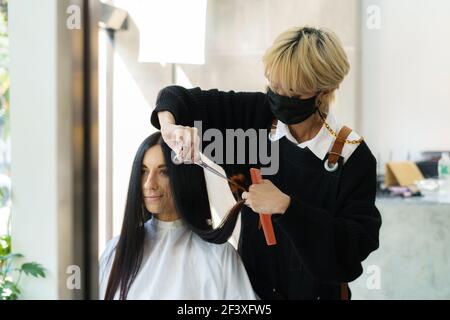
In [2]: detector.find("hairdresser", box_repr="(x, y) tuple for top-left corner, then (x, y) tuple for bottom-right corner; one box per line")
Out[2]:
(150, 26), (381, 300)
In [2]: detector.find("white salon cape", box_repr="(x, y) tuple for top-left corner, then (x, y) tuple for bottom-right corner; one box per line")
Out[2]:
(99, 217), (258, 300)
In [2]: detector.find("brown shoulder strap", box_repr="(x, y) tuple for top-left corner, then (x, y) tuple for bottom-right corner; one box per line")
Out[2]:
(327, 126), (353, 165)
(330, 127), (353, 300)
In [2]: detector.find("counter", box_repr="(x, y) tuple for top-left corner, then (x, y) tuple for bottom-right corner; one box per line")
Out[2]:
(349, 196), (450, 299)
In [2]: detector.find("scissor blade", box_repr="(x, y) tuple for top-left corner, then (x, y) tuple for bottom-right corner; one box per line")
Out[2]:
(196, 161), (229, 181)
(196, 161), (247, 192)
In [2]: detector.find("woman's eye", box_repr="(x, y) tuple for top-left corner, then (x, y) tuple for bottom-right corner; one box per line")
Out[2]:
(160, 169), (168, 176)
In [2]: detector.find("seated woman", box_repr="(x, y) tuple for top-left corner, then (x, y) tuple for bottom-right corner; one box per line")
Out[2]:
(99, 131), (256, 300)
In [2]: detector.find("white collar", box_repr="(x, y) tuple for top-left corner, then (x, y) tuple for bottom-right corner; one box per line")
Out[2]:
(268, 112), (361, 163)
(148, 217), (186, 230)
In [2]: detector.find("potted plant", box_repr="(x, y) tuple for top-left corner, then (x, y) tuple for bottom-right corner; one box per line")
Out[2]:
(0, 235), (47, 300)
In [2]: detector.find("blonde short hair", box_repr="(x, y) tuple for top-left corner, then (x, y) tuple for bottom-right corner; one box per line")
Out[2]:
(263, 26), (350, 113)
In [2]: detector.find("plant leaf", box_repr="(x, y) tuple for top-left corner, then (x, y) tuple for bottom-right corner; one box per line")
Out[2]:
(0, 235), (11, 256)
(20, 262), (46, 278)
(0, 252), (23, 261)
(0, 280), (20, 300)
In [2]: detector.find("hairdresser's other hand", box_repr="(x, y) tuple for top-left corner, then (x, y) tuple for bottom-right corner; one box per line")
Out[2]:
(160, 122), (201, 164)
(241, 180), (291, 215)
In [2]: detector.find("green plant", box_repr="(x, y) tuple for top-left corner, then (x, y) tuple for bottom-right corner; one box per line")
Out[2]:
(0, 233), (9, 255)
(0, 235), (46, 300)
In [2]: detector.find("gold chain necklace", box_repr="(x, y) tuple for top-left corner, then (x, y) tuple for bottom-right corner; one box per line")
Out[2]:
(317, 110), (364, 145)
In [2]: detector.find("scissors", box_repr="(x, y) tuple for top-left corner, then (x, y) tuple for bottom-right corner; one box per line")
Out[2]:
(196, 159), (247, 192)
(172, 142), (246, 192)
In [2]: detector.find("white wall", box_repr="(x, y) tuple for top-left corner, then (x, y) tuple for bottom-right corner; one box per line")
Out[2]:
(9, 0), (77, 299)
(10, 0), (59, 299)
(361, 0), (450, 167)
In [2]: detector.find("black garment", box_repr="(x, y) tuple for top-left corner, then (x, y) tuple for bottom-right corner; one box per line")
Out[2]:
(151, 85), (382, 300)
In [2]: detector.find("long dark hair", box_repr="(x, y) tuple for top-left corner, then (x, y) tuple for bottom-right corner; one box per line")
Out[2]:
(104, 132), (246, 300)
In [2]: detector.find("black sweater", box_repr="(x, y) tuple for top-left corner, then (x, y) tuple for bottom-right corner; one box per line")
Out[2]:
(151, 85), (382, 300)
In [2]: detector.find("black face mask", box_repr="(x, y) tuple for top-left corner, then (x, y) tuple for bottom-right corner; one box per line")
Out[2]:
(267, 88), (318, 125)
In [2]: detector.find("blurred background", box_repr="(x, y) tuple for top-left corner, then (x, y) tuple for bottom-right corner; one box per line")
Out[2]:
(1, 0), (449, 299)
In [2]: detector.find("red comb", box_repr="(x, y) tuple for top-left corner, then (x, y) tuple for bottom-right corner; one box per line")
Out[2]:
(250, 168), (277, 246)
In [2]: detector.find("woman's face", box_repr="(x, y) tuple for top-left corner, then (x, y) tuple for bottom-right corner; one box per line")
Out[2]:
(141, 145), (178, 221)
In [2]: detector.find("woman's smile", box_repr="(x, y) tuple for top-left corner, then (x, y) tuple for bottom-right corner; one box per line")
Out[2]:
(144, 194), (163, 202)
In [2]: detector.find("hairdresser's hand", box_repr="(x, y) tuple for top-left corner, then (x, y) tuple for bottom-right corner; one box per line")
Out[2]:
(242, 180), (291, 215)
(160, 121), (201, 164)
